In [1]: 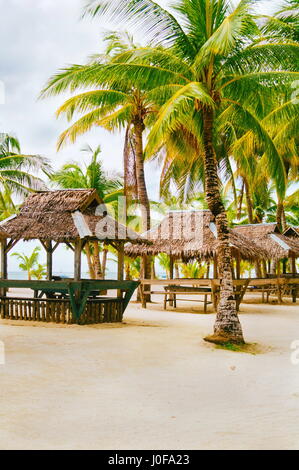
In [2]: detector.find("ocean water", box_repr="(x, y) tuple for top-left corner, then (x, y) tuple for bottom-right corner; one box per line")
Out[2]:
(8, 271), (117, 280)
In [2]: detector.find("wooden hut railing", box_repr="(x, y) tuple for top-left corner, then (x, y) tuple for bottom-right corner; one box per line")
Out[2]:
(0, 297), (126, 324)
(0, 279), (139, 324)
(139, 277), (299, 310)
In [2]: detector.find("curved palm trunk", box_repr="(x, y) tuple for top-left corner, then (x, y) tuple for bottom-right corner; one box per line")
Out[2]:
(202, 108), (244, 345)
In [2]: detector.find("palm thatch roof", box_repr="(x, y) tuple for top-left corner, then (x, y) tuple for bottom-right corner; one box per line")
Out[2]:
(0, 189), (142, 243)
(0, 226), (8, 238)
(233, 223), (299, 260)
(125, 210), (269, 261)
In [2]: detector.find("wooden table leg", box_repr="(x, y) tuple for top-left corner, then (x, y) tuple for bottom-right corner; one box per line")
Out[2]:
(292, 286), (297, 303)
(277, 285), (282, 304)
(140, 285), (147, 309)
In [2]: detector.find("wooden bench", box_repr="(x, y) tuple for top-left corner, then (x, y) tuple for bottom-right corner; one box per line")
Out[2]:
(139, 278), (250, 312)
(248, 277), (299, 303)
(163, 285), (213, 312)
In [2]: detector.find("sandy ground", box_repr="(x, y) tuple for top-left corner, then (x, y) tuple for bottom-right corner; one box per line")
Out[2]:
(0, 292), (299, 450)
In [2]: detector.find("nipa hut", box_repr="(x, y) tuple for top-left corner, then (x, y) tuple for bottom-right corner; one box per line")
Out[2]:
(0, 189), (142, 281)
(125, 210), (269, 278)
(0, 189), (142, 324)
(233, 223), (299, 273)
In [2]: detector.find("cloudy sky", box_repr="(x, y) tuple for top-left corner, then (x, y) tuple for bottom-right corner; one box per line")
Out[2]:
(1, 0), (278, 173)
(0, 0), (279, 273)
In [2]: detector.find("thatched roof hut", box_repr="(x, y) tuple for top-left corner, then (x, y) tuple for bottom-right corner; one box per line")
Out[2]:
(125, 210), (268, 262)
(0, 189), (141, 243)
(233, 223), (299, 260)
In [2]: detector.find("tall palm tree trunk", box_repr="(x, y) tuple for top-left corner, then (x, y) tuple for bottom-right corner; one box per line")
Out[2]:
(237, 181), (245, 220)
(101, 248), (108, 279)
(93, 241), (103, 279)
(85, 242), (96, 279)
(276, 199), (286, 232)
(244, 178), (254, 224)
(202, 108), (244, 345)
(134, 118), (151, 298)
(134, 119), (150, 232)
(125, 261), (132, 280)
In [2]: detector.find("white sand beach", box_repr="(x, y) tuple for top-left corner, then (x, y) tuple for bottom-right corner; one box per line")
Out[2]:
(0, 294), (299, 450)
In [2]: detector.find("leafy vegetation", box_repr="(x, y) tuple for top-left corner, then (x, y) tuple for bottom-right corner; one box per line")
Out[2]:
(11, 247), (46, 280)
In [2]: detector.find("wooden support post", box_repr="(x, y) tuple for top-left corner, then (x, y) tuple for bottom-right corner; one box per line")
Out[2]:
(214, 255), (218, 279)
(282, 258), (287, 274)
(0, 239), (7, 297)
(262, 260), (267, 278)
(169, 254), (174, 306)
(169, 254), (174, 280)
(142, 254), (151, 302)
(1, 240), (7, 279)
(291, 255), (297, 303)
(74, 239), (82, 281)
(46, 241), (52, 281)
(236, 252), (241, 280)
(206, 261), (210, 279)
(117, 243), (124, 281)
(151, 257), (156, 279)
(291, 256), (297, 275)
(117, 243), (124, 297)
(271, 260), (277, 275)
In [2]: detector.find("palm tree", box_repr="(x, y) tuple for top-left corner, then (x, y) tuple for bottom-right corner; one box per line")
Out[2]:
(261, 0), (299, 42)
(0, 188), (19, 221)
(229, 91), (298, 230)
(40, 32), (155, 232)
(12, 247), (41, 280)
(41, 33), (162, 287)
(82, 0), (298, 344)
(31, 264), (47, 280)
(264, 186), (299, 227)
(51, 144), (122, 279)
(157, 253), (171, 278)
(180, 261), (206, 279)
(0, 134), (51, 196)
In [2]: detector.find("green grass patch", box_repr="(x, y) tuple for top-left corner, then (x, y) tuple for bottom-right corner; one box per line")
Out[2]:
(215, 342), (261, 354)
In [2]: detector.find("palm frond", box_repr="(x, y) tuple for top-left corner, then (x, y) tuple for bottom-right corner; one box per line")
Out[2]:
(83, 0), (193, 51)
(146, 81), (214, 156)
(55, 90), (129, 121)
